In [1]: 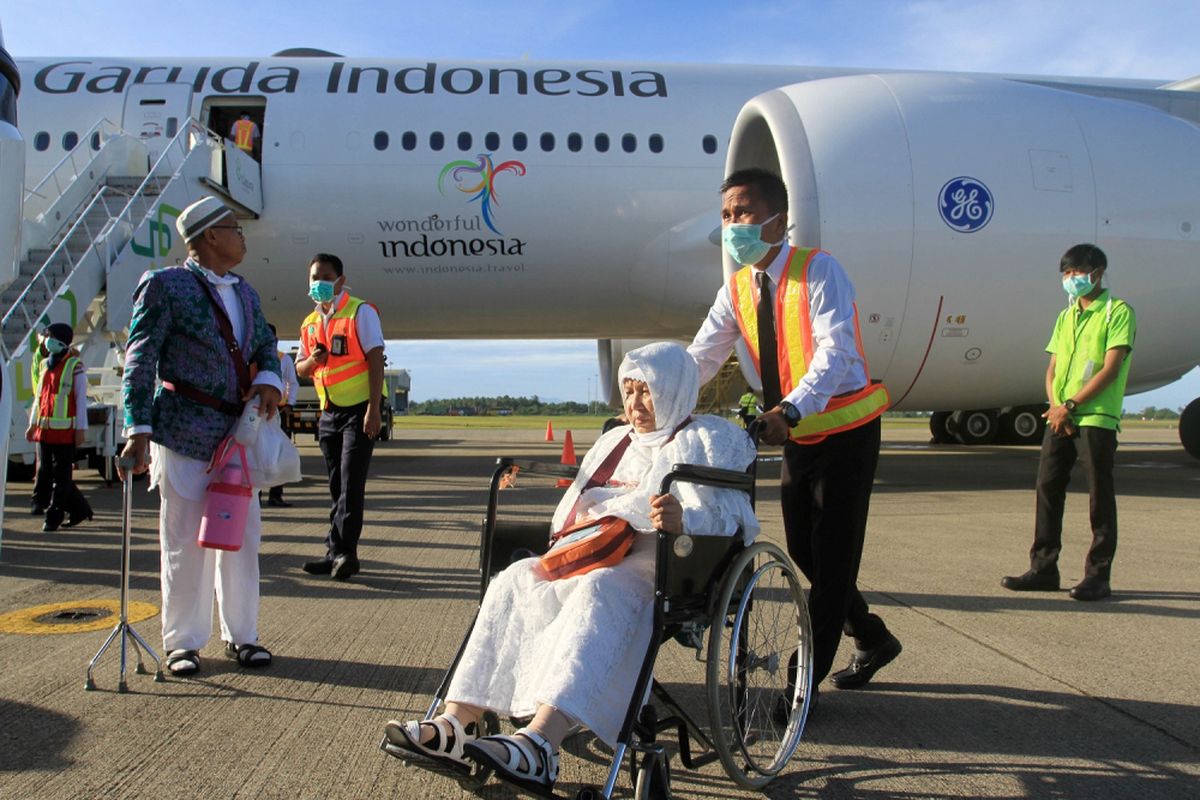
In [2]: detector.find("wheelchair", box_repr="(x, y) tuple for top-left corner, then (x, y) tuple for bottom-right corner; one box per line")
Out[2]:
(383, 454), (815, 799)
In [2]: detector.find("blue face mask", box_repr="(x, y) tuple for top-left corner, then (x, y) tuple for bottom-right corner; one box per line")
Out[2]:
(308, 280), (336, 304)
(1062, 272), (1096, 299)
(44, 338), (67, 354)
(722, 213), (785, 265)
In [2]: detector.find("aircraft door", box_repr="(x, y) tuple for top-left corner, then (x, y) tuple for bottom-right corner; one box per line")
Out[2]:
(121, 83), (193, 162)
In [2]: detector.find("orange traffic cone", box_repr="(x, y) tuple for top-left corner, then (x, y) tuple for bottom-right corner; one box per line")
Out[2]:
(545, 420), (555, 441)
(557, 431), (577, 487)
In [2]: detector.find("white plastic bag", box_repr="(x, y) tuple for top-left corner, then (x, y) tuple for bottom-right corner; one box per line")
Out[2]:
(243, 413), (302, 488)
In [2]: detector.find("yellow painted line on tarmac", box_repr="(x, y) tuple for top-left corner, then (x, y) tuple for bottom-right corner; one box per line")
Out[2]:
(0, 600), (159, 634)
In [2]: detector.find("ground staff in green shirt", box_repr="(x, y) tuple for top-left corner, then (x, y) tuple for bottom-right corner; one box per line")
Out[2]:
(1002, 244), (1135, 602)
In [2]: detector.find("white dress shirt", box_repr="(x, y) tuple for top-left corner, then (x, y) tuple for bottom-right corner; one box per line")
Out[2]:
(688, 246), (869, 419)
(278, 352), (298, 405)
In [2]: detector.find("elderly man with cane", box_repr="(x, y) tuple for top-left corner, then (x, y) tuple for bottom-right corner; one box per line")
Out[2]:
(119, 197), (282, 677)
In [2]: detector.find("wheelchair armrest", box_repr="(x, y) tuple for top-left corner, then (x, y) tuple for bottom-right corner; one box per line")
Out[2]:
(657, 463), (755, 496)
(494, 457), (579, 481)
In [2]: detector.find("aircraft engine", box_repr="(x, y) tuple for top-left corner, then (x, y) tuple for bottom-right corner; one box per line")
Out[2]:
(724, 73), (1200, 416)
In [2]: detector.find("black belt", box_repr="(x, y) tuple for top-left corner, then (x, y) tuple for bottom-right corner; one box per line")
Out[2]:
(162, 380), (242, 417)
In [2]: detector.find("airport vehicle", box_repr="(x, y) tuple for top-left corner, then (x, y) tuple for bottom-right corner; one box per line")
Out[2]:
(3, 53), (1199, 478)
(287, 367), (408, 441)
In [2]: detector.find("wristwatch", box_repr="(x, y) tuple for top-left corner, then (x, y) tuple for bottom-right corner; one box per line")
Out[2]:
(779, 401), (802, 425)
(1064, 399), (1078, 413)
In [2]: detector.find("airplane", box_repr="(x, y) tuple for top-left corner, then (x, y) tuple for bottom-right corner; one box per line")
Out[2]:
(4, 50), (1200, 465)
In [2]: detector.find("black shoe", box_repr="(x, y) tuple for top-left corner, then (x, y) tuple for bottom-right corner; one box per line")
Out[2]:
(42, 509), (65, 532)
(63, 509), (93, 528)
(267, 498), (292, 508)
(302, 559), (334, 575)
(331, 554), (360, 581)
(830, 634), (902, 690)
(1001, 569), (1060, 592)
(1069, 576), (1111, 601)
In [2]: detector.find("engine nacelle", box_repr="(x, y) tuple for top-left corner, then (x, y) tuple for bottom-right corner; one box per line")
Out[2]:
(726, 74), (1200, 410)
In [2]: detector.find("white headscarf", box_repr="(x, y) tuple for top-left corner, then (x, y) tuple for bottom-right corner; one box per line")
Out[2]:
(617, 342), (699, 447)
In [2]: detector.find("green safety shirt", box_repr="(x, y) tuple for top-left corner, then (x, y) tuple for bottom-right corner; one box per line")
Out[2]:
(739, 392), (758, 415)
(1046, 289), (1136, 431)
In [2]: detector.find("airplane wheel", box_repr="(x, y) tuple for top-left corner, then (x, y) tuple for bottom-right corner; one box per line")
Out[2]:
(1180, 398), (1200, 460)
(999, 405), (1045, 445)
(929, 411), (956, 444)
(954, 409), (998, 445)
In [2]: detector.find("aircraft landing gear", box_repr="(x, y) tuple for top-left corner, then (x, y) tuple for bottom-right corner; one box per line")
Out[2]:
(1180, 398), (1200, 459)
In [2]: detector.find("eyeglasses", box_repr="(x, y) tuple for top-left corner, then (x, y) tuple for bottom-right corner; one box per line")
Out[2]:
(210, 225), (244, 235)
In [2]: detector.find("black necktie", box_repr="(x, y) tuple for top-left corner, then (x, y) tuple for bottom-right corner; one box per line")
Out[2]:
(757, 271), (782, 409)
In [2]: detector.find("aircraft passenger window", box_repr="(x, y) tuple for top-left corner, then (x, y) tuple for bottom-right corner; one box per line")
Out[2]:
(166, 118), (179, 139)
(401, 131), (417, 151)
(430, 131), (445, 151)
(374, 131), (389, 151)
(567, 133), (582, 152)
(702, 135), (718, 155)
(63, 131), (79, 151)
(457, 131), (472, 151)
(594, 133), (610, 153)
(34, 132), (50, 152)
(622, 133), (637, 153)
(485, 131), (500, 150)
(91, 132), (102, 151)
(540, 132), (555, 152)
(513, 131), (528, 151)
(649, 134), (663, 154)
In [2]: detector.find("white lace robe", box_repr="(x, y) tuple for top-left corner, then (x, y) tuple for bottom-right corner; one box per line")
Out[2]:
(445, 415), (758, 746)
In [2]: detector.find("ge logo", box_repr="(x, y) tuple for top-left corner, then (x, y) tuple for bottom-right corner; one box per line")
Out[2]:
(938, 177), (993, 233)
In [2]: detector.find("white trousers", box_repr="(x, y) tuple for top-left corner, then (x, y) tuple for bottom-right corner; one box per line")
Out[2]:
(158, 470), (262, 652)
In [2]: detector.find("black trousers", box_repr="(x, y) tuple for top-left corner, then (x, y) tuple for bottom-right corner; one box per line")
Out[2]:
(318, 402), (376, 559)
(1031, 425), (1118, 580)
(32, 441), (90, 516)
(781, 417), (889, 684)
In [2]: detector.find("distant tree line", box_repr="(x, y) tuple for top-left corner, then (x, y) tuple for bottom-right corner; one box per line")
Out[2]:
(1123, 406), (1181, 420)
(410, 395), (618, 416)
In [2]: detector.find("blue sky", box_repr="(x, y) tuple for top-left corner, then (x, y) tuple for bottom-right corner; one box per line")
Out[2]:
(5, 1), (1198, 408)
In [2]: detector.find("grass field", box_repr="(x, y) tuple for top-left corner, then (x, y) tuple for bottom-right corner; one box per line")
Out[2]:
(389, 414), (1181, 431)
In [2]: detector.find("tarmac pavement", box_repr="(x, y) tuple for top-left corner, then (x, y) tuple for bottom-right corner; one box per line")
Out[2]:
(0, 423), (1196, 799)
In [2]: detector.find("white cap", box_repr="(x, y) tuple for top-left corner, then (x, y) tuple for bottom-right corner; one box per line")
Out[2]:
(176, 196), (232, 243)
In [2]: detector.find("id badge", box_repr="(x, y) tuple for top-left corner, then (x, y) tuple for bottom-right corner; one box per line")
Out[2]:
(330, 335), (348, 356)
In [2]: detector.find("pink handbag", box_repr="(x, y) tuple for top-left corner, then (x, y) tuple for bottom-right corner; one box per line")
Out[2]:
(198, 437), (252, 552)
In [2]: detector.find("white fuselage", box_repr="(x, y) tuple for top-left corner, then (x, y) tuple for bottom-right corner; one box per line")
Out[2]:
(14, 56), (1200, 409)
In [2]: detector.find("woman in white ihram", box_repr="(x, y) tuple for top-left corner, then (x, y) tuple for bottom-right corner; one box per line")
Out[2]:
(384, 341), (758, 797)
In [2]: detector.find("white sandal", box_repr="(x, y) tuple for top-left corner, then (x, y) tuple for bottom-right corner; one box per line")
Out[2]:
(383, 713), (478, 775)
(463, 727), (559, 797)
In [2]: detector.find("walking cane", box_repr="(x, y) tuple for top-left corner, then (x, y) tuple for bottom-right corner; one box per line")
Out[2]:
(85, 457), (165, 691)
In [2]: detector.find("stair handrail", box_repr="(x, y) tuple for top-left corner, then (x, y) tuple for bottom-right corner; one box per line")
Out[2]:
(105, 117), (218, 246)
(1, 118), (221, 361)
(23, 117), (123, 207)
(0, 186), (122, 360)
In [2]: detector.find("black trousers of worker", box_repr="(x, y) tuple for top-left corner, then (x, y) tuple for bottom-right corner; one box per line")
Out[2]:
(1030, 425), (1118, 581)
(318, 401), (375, 560)
(32, 442), (90, 516)
(781, 417), (890, 685)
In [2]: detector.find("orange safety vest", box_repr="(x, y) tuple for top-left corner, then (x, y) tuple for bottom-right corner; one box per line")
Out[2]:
(232, 118), (256, 152)
(729, 247), (890, 444)
(300, 294), (379, 408)
(32, 356), (81, 445)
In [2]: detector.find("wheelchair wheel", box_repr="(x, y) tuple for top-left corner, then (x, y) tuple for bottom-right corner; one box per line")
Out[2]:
(706, 541), (812, 789)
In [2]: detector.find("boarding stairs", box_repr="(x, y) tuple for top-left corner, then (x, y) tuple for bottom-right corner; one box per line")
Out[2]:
(0, 117), (263, 546)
